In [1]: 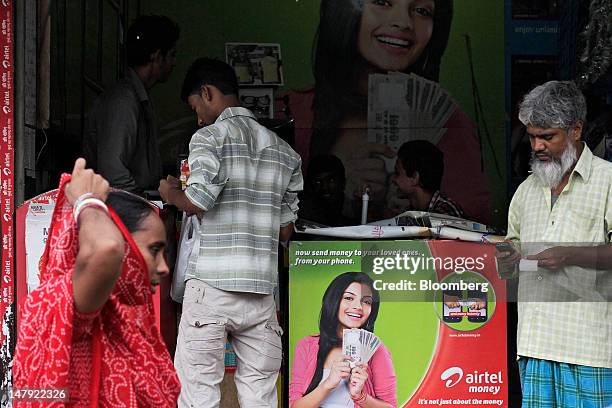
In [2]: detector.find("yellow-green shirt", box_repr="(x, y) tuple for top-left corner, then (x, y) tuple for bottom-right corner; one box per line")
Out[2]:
(507, 145), (612, 368)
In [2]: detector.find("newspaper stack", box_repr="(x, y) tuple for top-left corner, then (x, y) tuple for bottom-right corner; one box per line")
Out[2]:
(370, 210), (505, 242)
(296, 210), (505, 242)
(368, 72), (457, 171)
(342, 328), (381, 368)
(370, 210), (497, 234)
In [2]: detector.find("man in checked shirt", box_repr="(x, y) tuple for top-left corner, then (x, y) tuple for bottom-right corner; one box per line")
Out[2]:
(159, 58), (303, 408)
(497, 81), (611, 407)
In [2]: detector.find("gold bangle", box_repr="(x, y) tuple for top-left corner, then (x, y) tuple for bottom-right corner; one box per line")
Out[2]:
(355, 392), (368, 406)
(351, 390), (367, 403)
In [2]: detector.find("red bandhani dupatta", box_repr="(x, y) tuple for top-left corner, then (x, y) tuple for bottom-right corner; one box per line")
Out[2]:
(13, 174), (180, 407)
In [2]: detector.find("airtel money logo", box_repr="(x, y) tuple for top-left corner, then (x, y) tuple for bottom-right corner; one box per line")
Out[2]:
(440, 367), (463, 388)
(440, 367), (503, 395)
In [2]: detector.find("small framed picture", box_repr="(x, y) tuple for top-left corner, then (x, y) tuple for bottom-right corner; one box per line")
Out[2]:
(225, 43), (283, 86)
(239, 88), (274, 119)
(512, 0), (558, 19)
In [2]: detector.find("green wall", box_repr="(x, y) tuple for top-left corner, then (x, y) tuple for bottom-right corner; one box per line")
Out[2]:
(142, 1), (320, 124)
(440, 0), (507, 224)
(143, 0), (508, 224)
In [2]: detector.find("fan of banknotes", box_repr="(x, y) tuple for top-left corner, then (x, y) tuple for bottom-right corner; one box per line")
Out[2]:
(342, 328), (381, 367)
(368, 72), (458, 171)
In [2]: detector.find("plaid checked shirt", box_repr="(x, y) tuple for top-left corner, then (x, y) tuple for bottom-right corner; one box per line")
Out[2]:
(428, 190), (467, 219)
(185, 107), (303, 294)
(506, 145), (612, 368)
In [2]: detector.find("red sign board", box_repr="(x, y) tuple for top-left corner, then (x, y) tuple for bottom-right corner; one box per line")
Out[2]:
(0, 0), (14, 392)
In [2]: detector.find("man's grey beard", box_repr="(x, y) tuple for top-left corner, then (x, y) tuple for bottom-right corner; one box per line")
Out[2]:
(530, 141), (578, 189)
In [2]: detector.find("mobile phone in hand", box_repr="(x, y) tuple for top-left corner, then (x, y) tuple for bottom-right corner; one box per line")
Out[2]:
(495, 242), (519, 280)
(495, 242), (516, 255)
(467, 289), (488, 323)
(442, 289), (462, 323)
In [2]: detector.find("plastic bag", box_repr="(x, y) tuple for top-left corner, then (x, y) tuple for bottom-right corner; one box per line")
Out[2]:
(171, 213), (200, 302)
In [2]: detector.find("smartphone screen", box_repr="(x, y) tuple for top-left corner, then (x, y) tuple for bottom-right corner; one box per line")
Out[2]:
(467, 289), (488, 323)
(442, 289), (462, 323)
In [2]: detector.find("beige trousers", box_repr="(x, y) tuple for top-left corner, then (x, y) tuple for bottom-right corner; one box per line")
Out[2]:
(175, 279), (282, 408)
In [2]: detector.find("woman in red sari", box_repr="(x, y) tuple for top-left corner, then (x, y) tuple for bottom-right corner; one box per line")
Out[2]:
(13, 158), (180, 407)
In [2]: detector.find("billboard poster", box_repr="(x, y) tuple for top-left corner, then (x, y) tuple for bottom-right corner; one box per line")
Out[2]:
(0, 0), (13, 404)
(24, 201), (54, 293)
(288, 240), (507, 407)
(277, 0), (505, 227)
